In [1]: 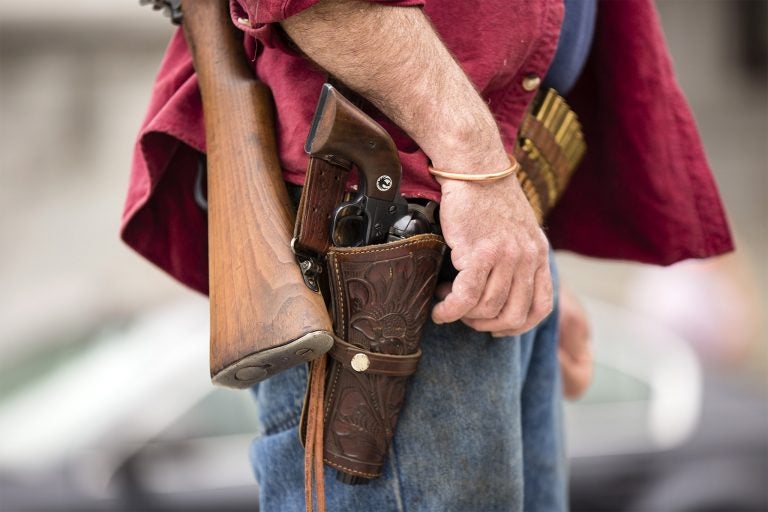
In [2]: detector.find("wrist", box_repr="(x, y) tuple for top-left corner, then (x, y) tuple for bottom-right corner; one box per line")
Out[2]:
(412, 88), (508, 173)
(423, 121), (509, 174)
(428, 145), (511, 184)
(437, 166), (531, 210)
(428, 142), (512, 189)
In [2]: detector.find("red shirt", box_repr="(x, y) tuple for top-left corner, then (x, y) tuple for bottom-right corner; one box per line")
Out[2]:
(122, 0), (732, 294)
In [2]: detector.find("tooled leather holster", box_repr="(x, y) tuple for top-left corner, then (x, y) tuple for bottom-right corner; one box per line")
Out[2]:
(294, 150), (446, 484)
(321, 234), (445, 481)
(291, 82), (449, 486)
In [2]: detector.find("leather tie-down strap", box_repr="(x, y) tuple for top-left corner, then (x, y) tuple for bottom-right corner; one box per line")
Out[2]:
(330, 338), (421, 377)
(304, 355), (327, 512)
(321, 234), (446, 481)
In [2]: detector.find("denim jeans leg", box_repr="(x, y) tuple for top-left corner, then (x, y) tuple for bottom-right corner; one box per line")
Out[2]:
(250, 260), (565, 512)
(520, 283), (568, 512)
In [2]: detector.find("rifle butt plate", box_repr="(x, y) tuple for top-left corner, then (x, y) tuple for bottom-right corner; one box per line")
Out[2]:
(211, 331), (334, 389)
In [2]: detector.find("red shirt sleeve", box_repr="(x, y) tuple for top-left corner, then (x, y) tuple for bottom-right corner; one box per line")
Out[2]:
(233, 0), (424, 23)
(230, 0), (425, 47)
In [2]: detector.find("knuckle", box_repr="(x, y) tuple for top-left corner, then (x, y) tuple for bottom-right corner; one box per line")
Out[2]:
(451, 294), (475, 311)
(464, 281), (484, 301)
(539, 294), (554, 317)
(485, 294), (507, 313)
(476, 260), (494, 276)
(473, 302), (503, 320)
(475, 245), (501, 266)
(532, 226), (548, 244)
(502, 310), (527, 331)
(460, 296), (480, 310)
(453, 287), (481, 308)
(542, 271), (554, 289)
(526, 299), (553, 329)
(531, 233), (549, 257)
(499, 240), (516, 257)
(519, 241), (539, 265)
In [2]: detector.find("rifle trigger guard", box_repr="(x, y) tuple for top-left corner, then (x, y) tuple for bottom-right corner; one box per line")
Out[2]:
(291, 238), (322, 292)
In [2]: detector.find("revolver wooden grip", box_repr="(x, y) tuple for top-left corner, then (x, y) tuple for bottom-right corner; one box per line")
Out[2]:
(307, 84), (402, 203)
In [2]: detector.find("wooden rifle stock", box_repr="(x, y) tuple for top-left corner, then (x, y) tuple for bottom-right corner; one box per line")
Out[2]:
(181, 0), (333, 388)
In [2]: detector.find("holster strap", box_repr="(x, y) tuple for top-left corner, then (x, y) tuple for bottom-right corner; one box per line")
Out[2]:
(330, 338), (421, 377)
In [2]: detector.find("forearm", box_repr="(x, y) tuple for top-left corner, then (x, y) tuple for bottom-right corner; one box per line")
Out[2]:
(283, 0), (552, 333)
(281, 0), (508, 173)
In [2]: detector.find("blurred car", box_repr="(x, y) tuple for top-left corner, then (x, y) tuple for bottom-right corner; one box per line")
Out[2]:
(0, 299), (260, 511)
(567, 299), (768, 512)
(0, 297), (765, 511)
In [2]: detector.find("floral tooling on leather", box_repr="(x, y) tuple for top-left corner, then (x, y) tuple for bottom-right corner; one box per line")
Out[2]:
(324, 243), (443, 474)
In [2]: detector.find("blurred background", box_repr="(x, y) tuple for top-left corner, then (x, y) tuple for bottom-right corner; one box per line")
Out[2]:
(0, 1), (765, 511)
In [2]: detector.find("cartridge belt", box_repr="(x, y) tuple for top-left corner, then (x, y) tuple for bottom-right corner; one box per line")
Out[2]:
(513, 88), (587, 223)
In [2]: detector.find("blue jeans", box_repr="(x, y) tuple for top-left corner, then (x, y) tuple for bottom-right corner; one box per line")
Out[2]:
(249, 259), (565, 511)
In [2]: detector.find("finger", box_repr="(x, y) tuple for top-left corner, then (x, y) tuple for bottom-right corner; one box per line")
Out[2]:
(432, 265), (489, 324)
(463, 261), (514, 320)
(519, 262), (554, 332)
(559, 346), (593, 399)
(465, 259), (536, 334)
(485, 262), (553, 337)
(558, 320), (591, 357)
(557, 293), (591, 355)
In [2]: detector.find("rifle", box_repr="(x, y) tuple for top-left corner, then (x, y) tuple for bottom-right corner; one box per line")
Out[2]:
(143, 0), (334, 388)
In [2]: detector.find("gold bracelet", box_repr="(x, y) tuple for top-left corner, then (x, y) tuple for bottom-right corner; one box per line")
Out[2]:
(428, 158), (520, 182)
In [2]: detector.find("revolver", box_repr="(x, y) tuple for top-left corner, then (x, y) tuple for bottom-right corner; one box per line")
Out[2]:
(305, 84), (416, 247)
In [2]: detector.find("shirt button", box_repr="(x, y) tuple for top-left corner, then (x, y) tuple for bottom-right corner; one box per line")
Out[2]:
(522, 74), (541, 92)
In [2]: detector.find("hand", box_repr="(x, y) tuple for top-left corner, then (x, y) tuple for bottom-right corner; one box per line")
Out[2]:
(557, 285), (593, 399)
(431, 172), (553, 336)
